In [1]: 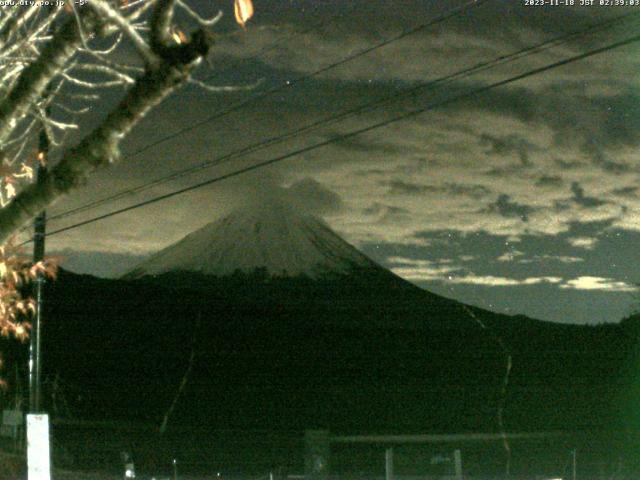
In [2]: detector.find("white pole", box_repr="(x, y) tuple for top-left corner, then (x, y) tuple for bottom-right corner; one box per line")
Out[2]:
(27, 414), (51, 480)
(453, 449), (463, 480)
(385, 447), (394, 480)
(572, 449), (577, 480)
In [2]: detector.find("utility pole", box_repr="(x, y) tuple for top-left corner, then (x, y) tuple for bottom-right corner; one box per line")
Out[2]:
(26, 97), (51, 480)
(29, 124), (48, 413)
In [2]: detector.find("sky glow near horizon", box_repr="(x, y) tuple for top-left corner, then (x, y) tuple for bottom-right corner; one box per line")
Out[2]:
(40, 0), (640, 324)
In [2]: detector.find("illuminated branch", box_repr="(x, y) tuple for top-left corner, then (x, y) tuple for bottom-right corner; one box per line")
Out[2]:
(0, 27), (211, 244)
(88, 0), (159, 67)
(0, 11), (99, 146)
(150, 0), (177, 51)
(0, 5), (39, 49)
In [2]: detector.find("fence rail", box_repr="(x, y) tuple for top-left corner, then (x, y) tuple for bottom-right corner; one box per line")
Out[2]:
(4, 421), (640, 479)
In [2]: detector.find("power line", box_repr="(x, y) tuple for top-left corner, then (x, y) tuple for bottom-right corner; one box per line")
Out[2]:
(19, 6), (358, 230)
(121, 0), (491, 160)
(250, 8), (358, 66)
(46, 10), (640, 224)
(45, 0), (492, 222)
(32, 32), (640, 243)
(199, 5), (355, 82)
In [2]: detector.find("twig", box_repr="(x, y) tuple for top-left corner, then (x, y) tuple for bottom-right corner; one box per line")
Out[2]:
(0, 26), (211, 243)
(150, 0), (177, 51)
(89, 0), (159, 67)
(0, 11), (98, 146)
(188, 76), (263, 93)
(176, 0), (222, 27)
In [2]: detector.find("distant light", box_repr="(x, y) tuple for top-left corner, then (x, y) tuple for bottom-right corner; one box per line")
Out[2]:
(125, 468), (135, 478)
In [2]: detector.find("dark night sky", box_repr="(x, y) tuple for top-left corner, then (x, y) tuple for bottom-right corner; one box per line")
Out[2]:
(35, 0), (640, 325)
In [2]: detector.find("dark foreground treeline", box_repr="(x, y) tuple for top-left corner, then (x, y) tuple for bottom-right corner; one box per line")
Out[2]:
(1, 268), (639, 475)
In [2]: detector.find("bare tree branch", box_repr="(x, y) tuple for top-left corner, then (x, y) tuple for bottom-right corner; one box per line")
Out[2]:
(188, 76), (262, 93)
(0, 29), (211, 244)
(0, 5), (39, 49)
(125, 0), (159, 23)
(0, 6), (62, 59)
(60, 71), (131, 89)
(89, 0), (159, 67)
(72, 63), (137, 84)
(0, 0), (245, 347)
(80, 31), (124, 56)
(0, 11), (100, 146)
(150, 0), (177, 51)
(176, 1), (223, 27)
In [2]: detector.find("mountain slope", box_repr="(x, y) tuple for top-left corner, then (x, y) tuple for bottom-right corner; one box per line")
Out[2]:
(38, 268), (632, 433)
(125, 203), (380, 279)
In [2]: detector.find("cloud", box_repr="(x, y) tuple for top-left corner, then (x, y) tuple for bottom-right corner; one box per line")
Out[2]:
(554, 158), (583, 170)
(445, 83), (640, 170)
(52, 249), (146, 278)
(86, 14), (640, 251)
(216, 1), (640, 94)
(567, 237), (598, 250)
(582, 138), (631, 174)
(497, 250), (525, 262)
(384, 180), (436, 196)
(43, 0), (640, 329)
(388, 256), (563, 286)
(212, 175), (345, 217)
(383, 180), (490, 198)
(535, 175), (563, 188)
(479, 133), (538, 166)
(328, 135), (405, 155)
(392, 268), (563, 287)
(560, 276), (637, 292)
(387, 257), (461, 281)
(570, 182), (606, 208)
(487, 194), (534, 222)
(363, 203), (411, 224)
(529, 254), (584, 264)
(447, 275), (563, 287)
(446, 183), (491, 199)
(286, 178), (344, 215)
(496, 251), (583, 264)
(612, 186), (638, 198)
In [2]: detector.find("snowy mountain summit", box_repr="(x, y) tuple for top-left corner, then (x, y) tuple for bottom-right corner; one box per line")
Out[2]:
(125, 203), (380, 279)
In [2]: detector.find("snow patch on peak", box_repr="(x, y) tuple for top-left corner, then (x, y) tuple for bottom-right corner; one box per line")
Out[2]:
(125, 204), (380, 279)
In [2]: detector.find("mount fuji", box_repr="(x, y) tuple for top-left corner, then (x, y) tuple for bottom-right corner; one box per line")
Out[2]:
(124, 202), (382, 280)
(120, 201), (472, 329)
